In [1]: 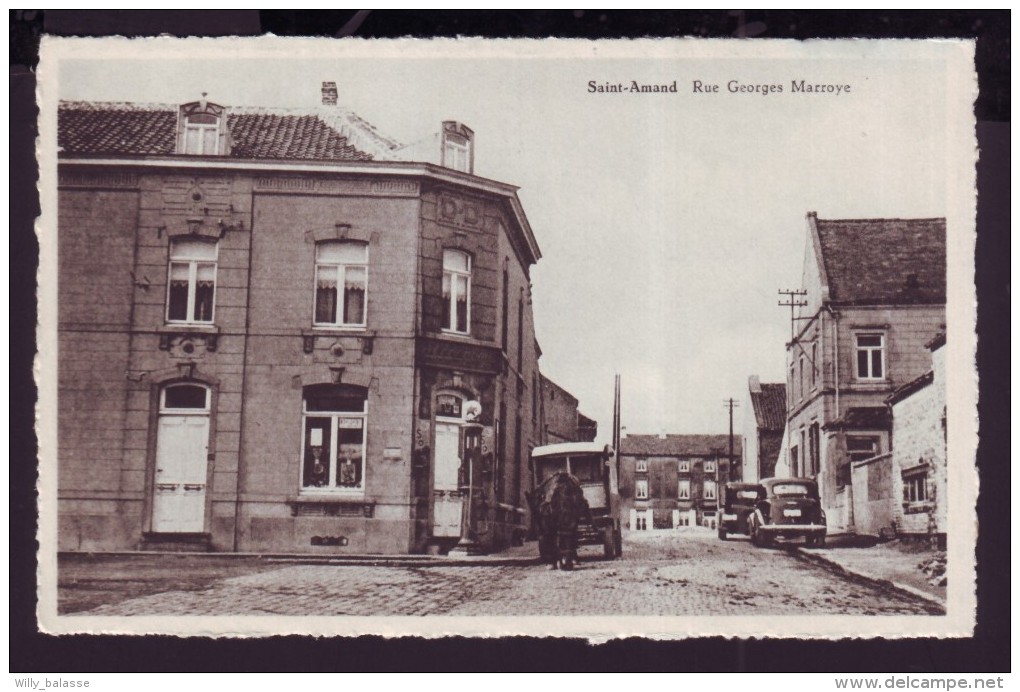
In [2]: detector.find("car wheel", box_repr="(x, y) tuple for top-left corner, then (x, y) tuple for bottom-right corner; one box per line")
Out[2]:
(718, 526), (728, 541)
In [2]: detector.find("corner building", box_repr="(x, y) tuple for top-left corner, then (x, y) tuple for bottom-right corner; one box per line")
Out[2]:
(57, 89), (543, 554)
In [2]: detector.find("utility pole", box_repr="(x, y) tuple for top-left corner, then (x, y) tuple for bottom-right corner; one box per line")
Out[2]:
(611, 374), (621, 458)
(777, 289), (808, 341)
(723, 398), (740, 481)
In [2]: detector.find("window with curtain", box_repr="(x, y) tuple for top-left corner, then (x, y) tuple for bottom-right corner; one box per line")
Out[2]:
(314, 242), (367, 327)
(167, 239), (217, 324)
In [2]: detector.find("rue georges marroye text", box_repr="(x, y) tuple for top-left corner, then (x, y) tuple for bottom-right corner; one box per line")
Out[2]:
(587, 78), (853, 96)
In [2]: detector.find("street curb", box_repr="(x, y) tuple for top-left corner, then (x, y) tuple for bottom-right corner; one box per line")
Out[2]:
(791, 547), (946, 612)
(58, 550), (541, 569)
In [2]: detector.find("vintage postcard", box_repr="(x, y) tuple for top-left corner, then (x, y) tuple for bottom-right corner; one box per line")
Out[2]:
(36, 36), (977, 639)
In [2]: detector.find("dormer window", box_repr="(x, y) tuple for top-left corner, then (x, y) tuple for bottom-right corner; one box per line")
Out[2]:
(441, 121), (473, 173)
(177, 99), (229, 156)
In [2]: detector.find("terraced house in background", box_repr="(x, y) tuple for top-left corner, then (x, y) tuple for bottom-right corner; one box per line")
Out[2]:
(56, 82), (549, 555)
(618, 434), (741, 530)
(780, 212), (946, 537)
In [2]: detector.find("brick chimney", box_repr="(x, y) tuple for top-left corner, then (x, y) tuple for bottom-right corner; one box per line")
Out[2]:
(748, 375), (761, 393)
(321, 81), (338, 106)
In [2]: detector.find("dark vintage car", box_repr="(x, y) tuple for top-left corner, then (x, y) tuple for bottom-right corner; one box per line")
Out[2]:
(717, 482), (763, 540)
(748, 478), (827, 547)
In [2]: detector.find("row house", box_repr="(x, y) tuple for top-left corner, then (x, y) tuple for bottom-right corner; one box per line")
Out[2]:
(618, 434), (741, 530)
(783, 212), (946, 534)
(538, 373), (598, 444)
(740, 376), (786, 482)
(56, 83), (544, 555)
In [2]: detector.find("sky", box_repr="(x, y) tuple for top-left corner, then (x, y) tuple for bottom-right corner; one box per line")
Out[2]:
(50, 38), (970, 439)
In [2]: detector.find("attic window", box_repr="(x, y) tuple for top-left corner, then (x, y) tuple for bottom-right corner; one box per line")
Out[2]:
(441, 121), (474, 173)
(178, 100), (228, 155)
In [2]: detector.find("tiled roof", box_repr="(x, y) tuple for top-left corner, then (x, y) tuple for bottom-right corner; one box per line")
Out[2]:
(750, 382), (787, 431)
(58, 101), (401, 161)
(815, 217), (946, 305)
(887, 370), (935, 406)
(821, 406), (892, 432)
(620, 434), (740, 457)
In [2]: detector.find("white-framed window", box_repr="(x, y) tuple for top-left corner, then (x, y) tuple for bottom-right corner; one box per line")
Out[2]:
(314, 241), (368, 327)
(442, 249), (471, 333)
(301, 384), (367, 493)
(903, 469), (929, 503)
(167, 239), (217, 324)
(678, 479), (691, 500)
(183, 112), (220, 155)
(635, 458), (648, 472)
(855, 333), (886, 380)
(678, 459), (690, 473)
(704, 460), (716, 474)
(442, 132), (472, 173)
(703, 479), (717, 501)
(635, 479), (649, 500)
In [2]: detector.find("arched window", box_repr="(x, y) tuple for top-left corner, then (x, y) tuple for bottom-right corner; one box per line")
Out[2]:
(314, 241), (368, 327)
(177, 100), (227, 155)
(301, 384), (367, 492)
(167, 239), (217, 324)
(442, 249), (471, 334)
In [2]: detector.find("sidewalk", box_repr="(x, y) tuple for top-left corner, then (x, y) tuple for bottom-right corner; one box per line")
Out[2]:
(793, 535), (946, 608)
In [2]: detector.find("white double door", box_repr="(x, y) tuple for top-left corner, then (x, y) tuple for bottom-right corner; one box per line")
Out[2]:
(152, 414), (210, 533)
(432, 422), (463, 538)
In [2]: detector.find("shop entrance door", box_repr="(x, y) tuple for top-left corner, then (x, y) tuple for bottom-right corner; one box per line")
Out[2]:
(432, 422), (463, 538)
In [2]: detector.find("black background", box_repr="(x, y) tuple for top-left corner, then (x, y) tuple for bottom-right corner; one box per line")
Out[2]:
(10, 10), (1010, 673)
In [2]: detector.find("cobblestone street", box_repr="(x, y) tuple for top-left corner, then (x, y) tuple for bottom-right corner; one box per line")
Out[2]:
(69, 528), (942, 617)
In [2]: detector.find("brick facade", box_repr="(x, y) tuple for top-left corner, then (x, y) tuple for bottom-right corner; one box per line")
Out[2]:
(618, 435), (740, 530)
(57, 103), (544, 555)
(539, 374), (596, 444)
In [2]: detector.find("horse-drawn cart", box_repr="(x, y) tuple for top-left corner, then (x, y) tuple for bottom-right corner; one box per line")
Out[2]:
(527, 442), (623, 568)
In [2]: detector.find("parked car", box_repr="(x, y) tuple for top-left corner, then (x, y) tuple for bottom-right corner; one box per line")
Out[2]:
(717, 482), (763, 540)
(748, 478), (827, 547)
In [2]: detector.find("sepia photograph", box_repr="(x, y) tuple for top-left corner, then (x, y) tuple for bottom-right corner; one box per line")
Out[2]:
(35, 35), (978, 640)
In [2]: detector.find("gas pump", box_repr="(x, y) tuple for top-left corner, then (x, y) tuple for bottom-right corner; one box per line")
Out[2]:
(450, 405), (485, 555)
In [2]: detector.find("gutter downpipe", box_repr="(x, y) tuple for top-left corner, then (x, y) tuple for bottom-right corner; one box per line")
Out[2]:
(825, 303), (852, 532)
(826, 304), (840, 419)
